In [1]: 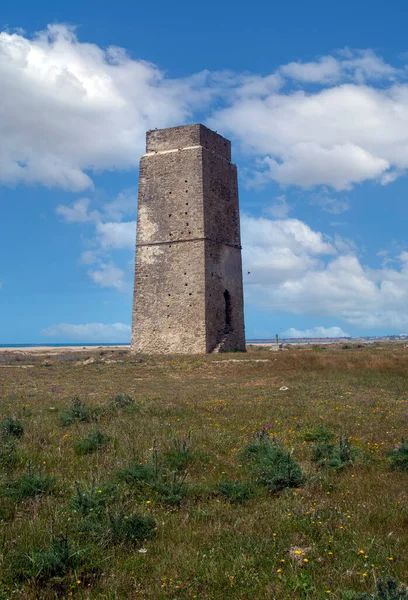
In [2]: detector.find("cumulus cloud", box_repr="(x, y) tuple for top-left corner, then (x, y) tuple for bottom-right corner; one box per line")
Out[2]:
(282, 326), (350, 338)
(242, 215), (408, 330)
(3, 27), (408, 194)
(95, 221), (136, 250)
(210, 55), (408, 189)
(88, 263), (129, 291)
(56, 198), (100, 222)
(0, 25), (200, 190)
(56, 188), (137, 289)
(41, 322), (130, 342)
(265, 195), (292, 218)
(279, 49), (397, 85)
(309, 191), (350, 214)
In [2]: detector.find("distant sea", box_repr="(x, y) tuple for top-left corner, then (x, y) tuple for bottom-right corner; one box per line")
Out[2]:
(1, 340), (342, 348)
(0, 343), (130, 348)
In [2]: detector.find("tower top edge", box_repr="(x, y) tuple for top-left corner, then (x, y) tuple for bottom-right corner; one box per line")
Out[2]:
(146, 124), (231, 161)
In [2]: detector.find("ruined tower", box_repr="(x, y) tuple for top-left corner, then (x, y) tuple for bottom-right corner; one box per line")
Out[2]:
(131, 124), (245, 354)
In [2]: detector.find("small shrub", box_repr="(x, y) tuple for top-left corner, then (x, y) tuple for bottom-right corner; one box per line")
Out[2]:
(116, 462), (156, 486)
(163, 433), (195, 471)
(388, 440), (408, 471)
(312, 434), (355, 470)
(219, 480), (254, 504)
(304, 424), (334, 442)
(10, 535), (82, 583)
(242, 436), (305, 492)
(111, 393), (134, 408)
(117, 460), (188, 505)
(71, 482), (114, 516)
(74, 429), (111, 456)
(60, 397), (99, 426)
(5, 469), (55, 501)
(1, 417), (24, 439)
(152, 471), (188, 506)
(0, 439), (18, 469)
(108, 511), (156, 543)
(347, 577), (408, 599)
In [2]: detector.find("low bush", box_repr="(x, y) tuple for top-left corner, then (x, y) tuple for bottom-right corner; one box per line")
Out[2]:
(111, 393), (134, 408)
(304, 424), (335, 442)
(10, 535), (84, 583)
(107, 511), (156, 543)
(311, 434), (355, 470)
(346, 577), (408, 599)
(74, 429), (111, 456)
(219, 480), (254, 504)
(152, 471), (188, 506)
(116, 462), (156, 486)
(5, 469), (55, 501)
(71, 482), (115, 516)
(117, 459), (188, 505)
(242, 436), (305, 492)
(163, 433), (195, 471)
(0, 438), (18, 470)
(60, 397), (100, 426)
(388, 440), (408, 471)
(1, 417), (24, 438)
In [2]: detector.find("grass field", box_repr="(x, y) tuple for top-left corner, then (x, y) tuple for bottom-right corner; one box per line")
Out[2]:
(0, 343), (408, 599)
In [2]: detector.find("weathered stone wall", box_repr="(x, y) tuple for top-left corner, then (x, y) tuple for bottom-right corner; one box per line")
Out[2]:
(132, 123), (245, 354)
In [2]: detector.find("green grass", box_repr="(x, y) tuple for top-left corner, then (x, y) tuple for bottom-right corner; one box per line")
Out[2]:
(1, 343), (408, 598)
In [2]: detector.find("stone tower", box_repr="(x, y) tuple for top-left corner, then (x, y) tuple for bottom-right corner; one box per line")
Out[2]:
(131, 124), (245, 354)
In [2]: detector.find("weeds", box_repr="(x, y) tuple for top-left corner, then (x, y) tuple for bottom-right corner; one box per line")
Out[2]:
(163, 432), (195, 471)
(242, 435), (305, 492)
(311, 434), (355, 470)
(152, 470), (188, 505)
(219, 480), (254, 504)
(107, 510), (156, 543)
(71, 482), (115, 516)
(388, 440), (408, 471)
(116, 462), (156, 486)
(10, 534), (84, 583)
(60, 397), (100, 426)
(1, 417), (24, 438)
(74, 429), (111, 456)
(0, 438), (18, 469)
(4, 467), (55, 501)
(349, 577), (408, 599)
(304, 424), (335, 442)
(111, 393), (134, 408)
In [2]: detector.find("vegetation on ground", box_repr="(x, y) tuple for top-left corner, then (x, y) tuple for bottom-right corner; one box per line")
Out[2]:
(0, 343), (408, 598)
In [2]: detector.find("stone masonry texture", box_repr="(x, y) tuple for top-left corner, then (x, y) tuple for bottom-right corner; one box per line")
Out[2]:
(131, 124), (246, 354)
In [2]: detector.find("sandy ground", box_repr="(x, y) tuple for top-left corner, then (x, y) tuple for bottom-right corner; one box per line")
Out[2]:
(0, 345), (130, 354)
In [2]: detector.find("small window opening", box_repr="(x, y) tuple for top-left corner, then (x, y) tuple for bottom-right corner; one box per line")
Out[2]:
(224, 290), (233, 334)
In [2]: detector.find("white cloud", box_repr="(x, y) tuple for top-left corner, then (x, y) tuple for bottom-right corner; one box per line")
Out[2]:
(282, 326), (350, 338)
(41, 322), (130, 342)
(56, 189), (137, 289)
(3, 27), (408, 194)
(265, 195), (291, 218)
(56, 198), (100, 222)
(242, 215), (408, 330)
(210, 70), (408, 189)
(279, 49), (397, 85)
(102, 188), (138, 220)
(309, 191), (349, 214)
(88, 263), (129, 291)
(280, 56), (341, 84)
(96, 221), (136, 250)
(0, 25), (198, 190)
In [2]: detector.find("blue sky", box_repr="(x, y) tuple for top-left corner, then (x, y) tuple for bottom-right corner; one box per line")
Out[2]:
(2, 0), (408, 343)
